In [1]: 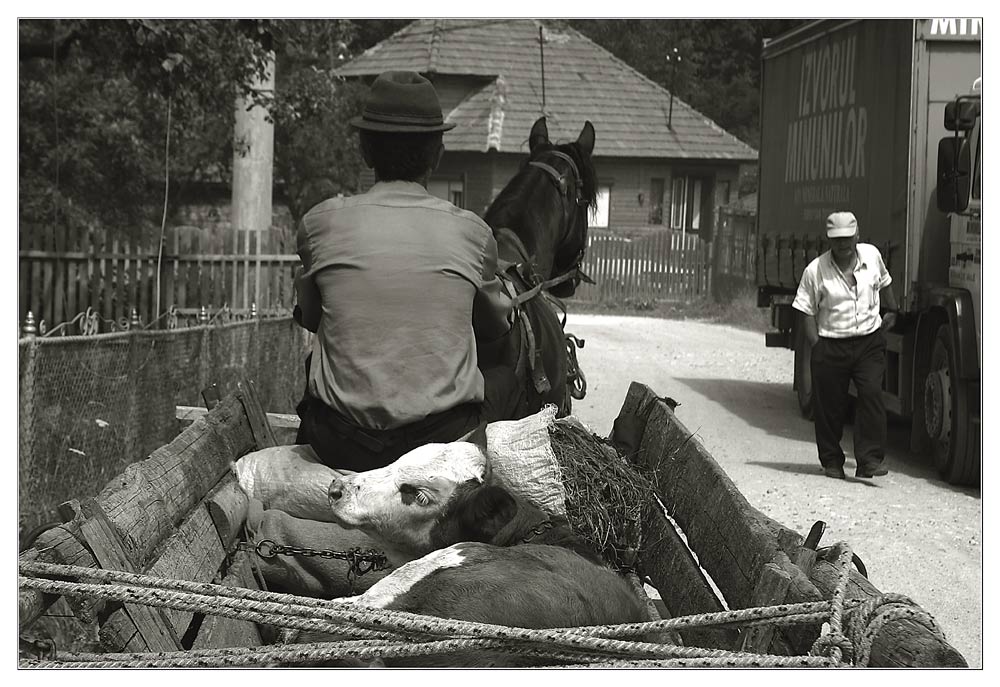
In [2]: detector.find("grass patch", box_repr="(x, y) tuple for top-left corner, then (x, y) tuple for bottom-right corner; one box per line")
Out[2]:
(565, 286), (770, 334)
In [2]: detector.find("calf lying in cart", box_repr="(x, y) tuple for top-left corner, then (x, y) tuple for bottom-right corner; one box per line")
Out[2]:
(297, 425), (649, 665)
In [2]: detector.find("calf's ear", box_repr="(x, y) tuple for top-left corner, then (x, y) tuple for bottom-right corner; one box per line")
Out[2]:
(430, 482), (517, 547)
(457, 422), (489, 454)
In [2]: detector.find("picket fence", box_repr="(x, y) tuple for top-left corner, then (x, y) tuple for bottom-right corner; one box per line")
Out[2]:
(18, 223), (299, 334)
(18, 221), (737, 334)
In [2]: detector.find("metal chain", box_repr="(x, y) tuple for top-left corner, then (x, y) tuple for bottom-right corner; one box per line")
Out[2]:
(240, 539), (391, 590)
(519, 520), (556, 543)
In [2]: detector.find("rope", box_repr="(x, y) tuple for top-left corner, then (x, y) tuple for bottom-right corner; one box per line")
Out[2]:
(808, 542), (855, 665)
(20, 542), (928, 669)
(845, 593), (946, 667)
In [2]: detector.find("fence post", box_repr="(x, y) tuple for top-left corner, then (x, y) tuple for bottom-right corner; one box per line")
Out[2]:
(198, 304), (213, 399)
(19, 312), (40, 528)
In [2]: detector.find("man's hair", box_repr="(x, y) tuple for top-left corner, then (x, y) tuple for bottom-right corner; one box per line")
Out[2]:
(360, 130), (443, 182)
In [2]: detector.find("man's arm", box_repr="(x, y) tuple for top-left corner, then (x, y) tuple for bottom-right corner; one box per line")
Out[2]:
(880, 284), (899, 331)
(294, 219), (322, 333)
(294, 269), (322, 333)
(472, 232), (514, 343)
(803, 315), (820, 348)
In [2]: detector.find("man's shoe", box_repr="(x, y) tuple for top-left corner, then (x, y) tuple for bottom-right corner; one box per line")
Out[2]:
(823, 466), (846, 479)
(855, 466), (889, 478)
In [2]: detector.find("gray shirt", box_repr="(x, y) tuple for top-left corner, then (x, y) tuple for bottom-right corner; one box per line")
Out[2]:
(295, 181), (513, 430)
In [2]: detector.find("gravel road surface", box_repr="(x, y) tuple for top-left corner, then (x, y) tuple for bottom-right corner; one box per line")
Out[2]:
(563, 313), (982, 668)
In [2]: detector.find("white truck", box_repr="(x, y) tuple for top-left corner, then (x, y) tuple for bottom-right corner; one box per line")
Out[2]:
(755, 19), (982, 485)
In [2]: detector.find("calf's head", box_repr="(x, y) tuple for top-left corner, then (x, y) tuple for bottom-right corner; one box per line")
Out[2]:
(327, 425), (511, 564)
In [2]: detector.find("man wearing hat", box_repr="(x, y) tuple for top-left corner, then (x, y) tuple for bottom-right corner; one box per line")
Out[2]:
(292, 71), (521, 471)
(792, 211), (899, 479)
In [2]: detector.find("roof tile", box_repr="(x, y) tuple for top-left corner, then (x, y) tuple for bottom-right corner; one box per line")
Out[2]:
(338, 19), (757, 160)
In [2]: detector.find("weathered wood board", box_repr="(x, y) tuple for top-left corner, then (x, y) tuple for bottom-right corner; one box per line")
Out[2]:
(612, 381), (968, 667)
(20, 380), (271, 654)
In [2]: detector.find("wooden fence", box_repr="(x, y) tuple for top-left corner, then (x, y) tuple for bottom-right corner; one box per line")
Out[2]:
(571, 227), (711, 304)
(711, 207), (757, 301)
(19, 223), (299, 332)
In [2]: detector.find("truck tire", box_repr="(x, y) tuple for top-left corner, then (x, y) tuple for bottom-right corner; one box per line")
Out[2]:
(924, 325), (979, 485)
(793, 322), (814, 420)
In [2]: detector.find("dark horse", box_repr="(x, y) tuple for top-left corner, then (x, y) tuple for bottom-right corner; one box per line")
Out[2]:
(481, 117), (597, 416)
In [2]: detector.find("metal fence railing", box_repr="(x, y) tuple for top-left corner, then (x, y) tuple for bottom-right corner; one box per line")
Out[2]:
(18, 316), (311, 535)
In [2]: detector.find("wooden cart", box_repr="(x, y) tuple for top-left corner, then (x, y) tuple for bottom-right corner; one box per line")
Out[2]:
(18, 380), (967, 667)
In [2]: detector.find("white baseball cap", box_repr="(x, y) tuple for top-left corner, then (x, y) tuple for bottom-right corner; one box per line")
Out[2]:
(826, 211), (858, 238)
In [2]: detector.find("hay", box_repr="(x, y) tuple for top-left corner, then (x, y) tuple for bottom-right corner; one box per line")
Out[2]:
(548, 418), (662, 571)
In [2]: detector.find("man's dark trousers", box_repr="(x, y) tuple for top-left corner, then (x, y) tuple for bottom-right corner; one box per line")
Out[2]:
(810, 329), (887, 472)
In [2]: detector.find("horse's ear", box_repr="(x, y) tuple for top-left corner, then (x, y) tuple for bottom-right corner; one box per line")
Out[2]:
(458, 422), (489, 453)
(577, 121), (595, 157)
(529, 117), (550, 153)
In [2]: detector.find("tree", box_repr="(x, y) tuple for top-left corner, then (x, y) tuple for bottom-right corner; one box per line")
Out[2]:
(568, 19), (806, 148)
(19, 19), (275, 239)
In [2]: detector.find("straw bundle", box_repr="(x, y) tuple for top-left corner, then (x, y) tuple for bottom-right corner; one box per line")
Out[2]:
(547, 418), (661, 571)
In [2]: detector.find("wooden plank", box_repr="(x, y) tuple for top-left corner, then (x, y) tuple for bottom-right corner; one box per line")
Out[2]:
(625, 571), (683, 646)
(100, 230), (113, 323)
(190, 550), (263, 650)
(614, 381), (970, 668)
(66, 225), (79, 323)
(178, 406), (300, 446)
(176, 228), (189, 312)
(206, 475), (250, 550)
(800, 558), (967, 667)
(137, 504), (227, 636)
(94, 391), (259, 568)
(73, 498), (182, 652)
(638, 508), (734, 649)
(738, 562), (791, 654)
(237, 379), (278, 449)
(39, 224), (53, 327)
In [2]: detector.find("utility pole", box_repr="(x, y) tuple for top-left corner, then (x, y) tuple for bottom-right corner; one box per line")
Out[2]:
(231, 53), (275, 314)
(666, 47), (681, 129)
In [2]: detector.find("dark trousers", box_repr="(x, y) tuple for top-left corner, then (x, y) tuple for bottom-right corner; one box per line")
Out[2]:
(810, 329), (887, 471)
(296, 363), (528, 473)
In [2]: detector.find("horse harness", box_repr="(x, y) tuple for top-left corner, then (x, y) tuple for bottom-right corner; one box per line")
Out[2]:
(494, 149), (594, 401)
(524, 149), (595, 294)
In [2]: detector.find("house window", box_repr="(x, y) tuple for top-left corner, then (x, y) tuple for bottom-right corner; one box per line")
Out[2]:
(428, 178), (465, 209)
(670, 177), (686, 229)
(718, 180), (732, 208)
(648, 178), (665, 225)
(590, 185), (611, 228)
(671, 175), (708, 232)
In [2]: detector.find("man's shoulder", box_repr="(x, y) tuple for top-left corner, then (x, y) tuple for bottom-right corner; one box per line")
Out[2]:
(856, 242), (884, 258)
(803, 251), (828, 275)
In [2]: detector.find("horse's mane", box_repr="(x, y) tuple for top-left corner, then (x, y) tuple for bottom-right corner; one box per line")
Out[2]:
(484, 139), (597, 231)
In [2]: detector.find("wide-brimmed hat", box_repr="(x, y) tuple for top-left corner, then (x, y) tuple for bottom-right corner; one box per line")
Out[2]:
(826, 211), (858, 238)
(350, 71), (456, 133)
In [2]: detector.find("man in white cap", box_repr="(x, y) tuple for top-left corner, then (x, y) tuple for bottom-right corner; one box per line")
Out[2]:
(792, 211), (899, 479)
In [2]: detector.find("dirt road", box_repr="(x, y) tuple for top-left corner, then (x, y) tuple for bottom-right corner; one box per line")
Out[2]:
(564, 313), (982, 667)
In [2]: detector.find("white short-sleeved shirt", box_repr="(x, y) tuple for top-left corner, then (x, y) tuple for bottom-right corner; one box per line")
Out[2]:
(792, 243), (893, 338)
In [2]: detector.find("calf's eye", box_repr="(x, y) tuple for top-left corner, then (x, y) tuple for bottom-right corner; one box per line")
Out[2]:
(399, 483), (432, 506)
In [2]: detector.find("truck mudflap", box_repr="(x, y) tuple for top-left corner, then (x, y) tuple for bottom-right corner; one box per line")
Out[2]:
(920, 287), (979, 379)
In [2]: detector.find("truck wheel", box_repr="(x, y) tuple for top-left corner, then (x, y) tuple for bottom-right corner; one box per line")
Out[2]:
(794, 323), (814, 420)
(924, 325), (978, 485)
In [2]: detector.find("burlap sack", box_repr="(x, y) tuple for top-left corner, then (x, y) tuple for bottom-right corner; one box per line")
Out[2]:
(232, 444), (344, 522)
(244, 499), (390, 598)
(486, 405), (567, 516)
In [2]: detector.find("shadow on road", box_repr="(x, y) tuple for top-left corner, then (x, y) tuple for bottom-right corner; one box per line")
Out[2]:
(672, 377), (814, 443)
(673, 377), (980, 496)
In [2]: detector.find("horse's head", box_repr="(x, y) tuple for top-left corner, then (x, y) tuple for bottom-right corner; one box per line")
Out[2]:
(485, 117), (597, 298)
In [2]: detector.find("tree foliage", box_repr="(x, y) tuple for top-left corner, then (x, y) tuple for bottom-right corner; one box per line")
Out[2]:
(567, 19), (806, 148)
(19, 18), (801, 237)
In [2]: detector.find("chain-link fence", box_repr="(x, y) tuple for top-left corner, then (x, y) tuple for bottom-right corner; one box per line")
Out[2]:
(18, 317), (311, 535)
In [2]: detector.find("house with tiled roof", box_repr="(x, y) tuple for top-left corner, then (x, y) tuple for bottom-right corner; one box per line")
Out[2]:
(338, 18), (758, 239)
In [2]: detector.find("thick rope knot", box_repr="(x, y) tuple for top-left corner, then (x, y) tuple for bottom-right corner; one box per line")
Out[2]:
(845, 593), (945, 667)
(809, 629), (854, 665)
